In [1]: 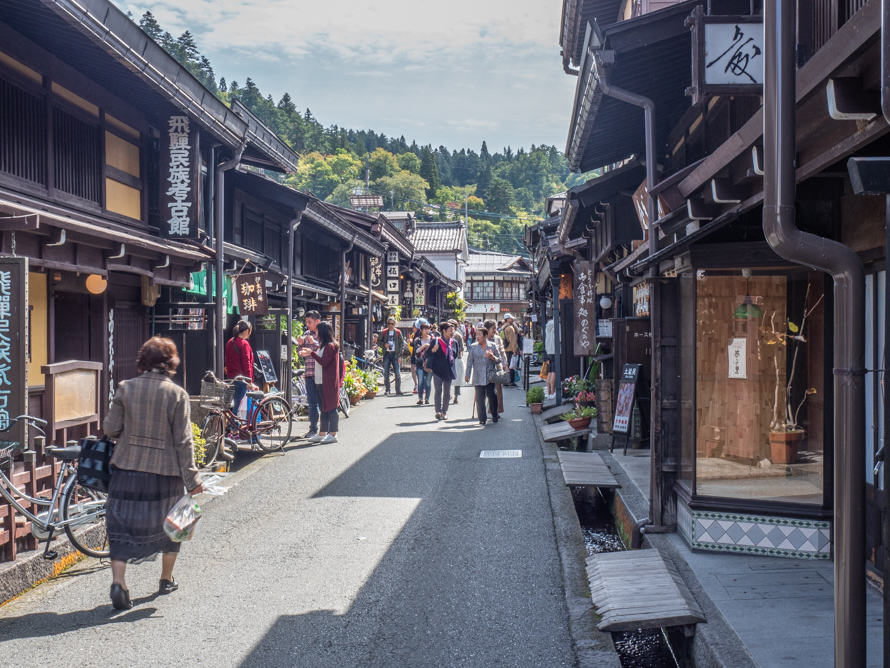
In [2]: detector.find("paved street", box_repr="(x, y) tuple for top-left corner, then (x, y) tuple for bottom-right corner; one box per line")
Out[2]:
(0, 383), (576, 668)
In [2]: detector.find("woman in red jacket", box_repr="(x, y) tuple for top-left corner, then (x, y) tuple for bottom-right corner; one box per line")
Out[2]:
(225, 320), (257, 417)
(299, 321), (341, 444)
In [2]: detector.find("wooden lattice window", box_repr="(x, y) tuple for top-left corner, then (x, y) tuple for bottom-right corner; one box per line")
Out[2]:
(0, 78), (46, 185)
(53, 107), (101, 203)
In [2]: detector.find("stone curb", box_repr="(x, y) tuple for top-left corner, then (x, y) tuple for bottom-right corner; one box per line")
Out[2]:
(533, 414), (622, 668)
(599, 451), (759, 668)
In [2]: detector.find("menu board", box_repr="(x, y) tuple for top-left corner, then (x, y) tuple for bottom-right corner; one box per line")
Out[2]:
(255, 349), (278, 384)
(612, 364), (641, 434)
(572, 261), (596, 356)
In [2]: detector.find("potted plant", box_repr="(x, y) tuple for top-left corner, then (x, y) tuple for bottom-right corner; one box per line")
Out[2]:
(575, 389), (596, 409)
(342, 365), (366, 404)
(762, 287), (823, 464)
(527, 386), (545, 413)
(561, 406), (597, 431)
(364, 368), (379, 398)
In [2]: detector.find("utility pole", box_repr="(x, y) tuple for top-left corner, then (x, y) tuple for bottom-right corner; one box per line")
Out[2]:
(464, 195), (468, 228)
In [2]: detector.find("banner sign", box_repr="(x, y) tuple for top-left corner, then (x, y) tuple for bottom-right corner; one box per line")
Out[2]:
(0, 257), (26, 444)
(386, 254), (400, 307)
(414, 275), (425, 306)
(160, 115), (200, 240)
(235, 272), (269, 315)
(572, 261), (596, 357)
(613, 364), (641, 434)
(370, 256), (382, 289)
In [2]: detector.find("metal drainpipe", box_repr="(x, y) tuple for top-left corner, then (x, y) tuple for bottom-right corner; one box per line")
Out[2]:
(214, 142), (246, 378)
(763, 4), (865, 667)
(881, 3), (890, 663)
(285, 211), (303, 404)
(597, 52), (662, 523)
(339, 236), (356, 350)
(366, 255), (374, 350)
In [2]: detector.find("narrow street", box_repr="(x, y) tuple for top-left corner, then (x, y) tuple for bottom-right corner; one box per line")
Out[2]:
(0, 385), (577, 668)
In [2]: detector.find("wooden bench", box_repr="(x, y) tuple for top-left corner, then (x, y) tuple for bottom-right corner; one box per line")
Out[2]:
(556, 451), (620, 488)
(540, 421), (591, 450)
(586, 549), (706, 632)
(541, 403), (574, 424)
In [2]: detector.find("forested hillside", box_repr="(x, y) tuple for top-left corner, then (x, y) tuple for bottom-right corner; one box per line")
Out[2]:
(138, 13), (592, 254)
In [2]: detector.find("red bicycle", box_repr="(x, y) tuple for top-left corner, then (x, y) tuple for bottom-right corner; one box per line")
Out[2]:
(198, 372), (292, 466)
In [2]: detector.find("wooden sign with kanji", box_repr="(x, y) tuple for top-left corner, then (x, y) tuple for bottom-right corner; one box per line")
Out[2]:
(235, 272), (269, 315)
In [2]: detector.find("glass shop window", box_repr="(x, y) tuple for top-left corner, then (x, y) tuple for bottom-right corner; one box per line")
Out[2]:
(689, 269), (825, 505)
(473, 281), (493, 300)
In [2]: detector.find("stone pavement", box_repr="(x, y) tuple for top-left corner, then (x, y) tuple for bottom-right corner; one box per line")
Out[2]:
(0, 383), (592, 668)
(608, 450), (884, 667)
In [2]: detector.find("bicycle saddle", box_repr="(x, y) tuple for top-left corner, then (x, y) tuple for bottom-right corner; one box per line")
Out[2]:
(246, 391), (265, 401)
(294, 369), (305, 377)
(48, 444), (82, 461)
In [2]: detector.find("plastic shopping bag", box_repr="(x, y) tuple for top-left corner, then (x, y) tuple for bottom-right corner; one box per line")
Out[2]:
(539, 360), (550, 379)
(510, 355), (521, 371)
(164, 494), (202, 542)
(237, 396), (249, 419)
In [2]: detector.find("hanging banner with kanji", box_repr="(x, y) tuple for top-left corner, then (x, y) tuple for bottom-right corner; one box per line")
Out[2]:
(370, 256), (382, 289)
(160, 115), (200, 240)
(572, 261), (596, 356)
(235, 272), (269, 315)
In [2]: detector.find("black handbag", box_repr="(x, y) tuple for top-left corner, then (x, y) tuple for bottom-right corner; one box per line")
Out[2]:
(77, 435), (115, 493)
(488, 365), (512, 385)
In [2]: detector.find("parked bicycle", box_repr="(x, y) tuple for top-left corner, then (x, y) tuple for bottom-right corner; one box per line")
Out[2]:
(0, 415), (108, 560)
(199, 372), (292, 465)
(289, 368), (350, 420)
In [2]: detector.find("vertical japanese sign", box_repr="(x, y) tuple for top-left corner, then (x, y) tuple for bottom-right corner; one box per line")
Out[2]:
(161, 115), (199, 240)
(386, 251), (400, 307)
(370, 256), (383, 290)
(728, 338), (747, 379)
(0, 257), (26, 443)
(235, 272), (269, 315)
(414, 275), (425, 306)
(572, 261), (596, 357)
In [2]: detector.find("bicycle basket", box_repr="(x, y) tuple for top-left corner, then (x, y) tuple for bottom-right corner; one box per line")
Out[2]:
(342, 342), (358, 361)
(200, 379), (235, 409)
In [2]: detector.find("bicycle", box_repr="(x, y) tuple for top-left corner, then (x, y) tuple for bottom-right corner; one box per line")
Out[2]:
(291, 368), (349, 419)
(199, 373), (292, 464)
(0, 415), (108, 560)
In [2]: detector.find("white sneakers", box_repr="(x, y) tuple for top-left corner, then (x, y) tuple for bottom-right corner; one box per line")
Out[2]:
(308, 433), (324, 443)
(319, 434), (338, 444)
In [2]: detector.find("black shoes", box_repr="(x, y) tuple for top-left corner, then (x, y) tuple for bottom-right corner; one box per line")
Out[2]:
(159, 578), (179, 594)
(110, 584), (132, 610)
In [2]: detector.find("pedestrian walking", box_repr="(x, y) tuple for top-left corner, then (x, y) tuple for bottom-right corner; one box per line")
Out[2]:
(103, 336), (204, 610)
(380, 317), (404, 395)
(413, 322), (433, 405)
(299, 321), (342, 444)
(502, 313), (520, 386)
(296, 310), (322, 439)
(484, 319), (508, 414)
(544, 318), (557, 399)
(449, 319), (465, 404)
(465, 327), (503, 425)
(428, 322), (457, 420)
(225, 320), (258, 424)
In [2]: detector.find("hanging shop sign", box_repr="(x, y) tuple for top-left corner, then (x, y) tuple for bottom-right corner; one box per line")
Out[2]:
(160, 115), (200, 240)
(235, 272), (269, 315)
(370, 256), (383, 290)
(633, 283), (651, 318)
(414, 276), (425, 307)
(613, 364), (641, 434)
(728, 337), (747, 379)
(386, 253), (400, 307)
(572, 261), (596, 357)
(687, 6), (763, 106)
(466, 302), (499, 314)
(0, 257), (27, 443)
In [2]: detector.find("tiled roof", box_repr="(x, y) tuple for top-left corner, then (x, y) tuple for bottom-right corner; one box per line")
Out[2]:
(408, 222), (466, 253)
(466, 251), (532, 275)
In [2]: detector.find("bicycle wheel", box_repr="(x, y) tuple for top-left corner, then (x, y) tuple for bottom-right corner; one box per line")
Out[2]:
(61, 476), (108, 559)
(339, 386), (350, 418)
(253, 396), (292, 452)
(200, 412), (226, 467)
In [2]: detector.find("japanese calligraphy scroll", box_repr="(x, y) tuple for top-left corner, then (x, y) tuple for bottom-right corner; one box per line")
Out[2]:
(572, 261), (596, 357)
(235, 272), (269, 315)
(0, 257), (26, 442)
(160, 115), (200, 240)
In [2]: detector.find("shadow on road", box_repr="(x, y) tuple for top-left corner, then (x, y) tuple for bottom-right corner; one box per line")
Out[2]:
(0, 603), (159, 638)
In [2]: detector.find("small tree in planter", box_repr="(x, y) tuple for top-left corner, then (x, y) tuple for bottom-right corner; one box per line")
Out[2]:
(527, 386), (545, 413)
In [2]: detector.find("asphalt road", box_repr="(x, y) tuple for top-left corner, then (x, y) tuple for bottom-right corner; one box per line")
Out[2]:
(0, 381), (576, 668)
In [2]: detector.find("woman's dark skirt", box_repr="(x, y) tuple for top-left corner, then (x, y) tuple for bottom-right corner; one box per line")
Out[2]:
(106, 468), (183, 562)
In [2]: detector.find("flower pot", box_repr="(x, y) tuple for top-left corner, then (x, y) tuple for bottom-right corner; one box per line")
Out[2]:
(365, 391), (377, 399)
(568, 417), (592, 431)
(769, 430), (804, 464)
(349, 394), (363, 405)
(530, 402), (543, 414)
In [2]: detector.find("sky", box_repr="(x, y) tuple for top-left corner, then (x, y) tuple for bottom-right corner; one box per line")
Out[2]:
(117, 0), (578, 154)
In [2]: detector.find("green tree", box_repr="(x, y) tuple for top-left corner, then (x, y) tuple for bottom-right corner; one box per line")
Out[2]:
(287, 152), (339, 200)
(373, 171), (429, 211)
(420, 147), (441, 200)
(138, 12), (164, 40)
(369, 148), (398, 181)
(485, 176), (515, 214)
(326, 179), (365, 207)
(396, 152), (421, 174)
(476, 164), (492, 201)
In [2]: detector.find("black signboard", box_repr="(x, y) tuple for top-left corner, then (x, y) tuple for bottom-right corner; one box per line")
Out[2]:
(160, 114), (200, 239)
(612, 364), (641, 434)
(235, 272), (269, 316)
(255, 349), (278, 383)
(370, 256), (383, 289)
(0, 257), (27, 445)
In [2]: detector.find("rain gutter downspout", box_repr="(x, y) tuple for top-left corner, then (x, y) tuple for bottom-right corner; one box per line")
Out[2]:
(214, 142), (246, 378)
(763, 5), (865, 668)
(340, 236), (356, 350)
(286, 211), (304, 404)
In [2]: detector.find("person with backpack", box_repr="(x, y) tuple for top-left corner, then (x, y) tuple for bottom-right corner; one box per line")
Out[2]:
(412, 322), (434, 405)
(502, 313), (520, 386)
(428, 321), (457, 420)
(380, 317), (404, 395)
(299, 321), (342, 444)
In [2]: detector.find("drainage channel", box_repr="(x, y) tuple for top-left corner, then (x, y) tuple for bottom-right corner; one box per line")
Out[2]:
(574, 488), (683, 668)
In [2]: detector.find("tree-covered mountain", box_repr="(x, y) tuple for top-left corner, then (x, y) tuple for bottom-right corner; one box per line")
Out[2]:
(138, 13), (593, 254)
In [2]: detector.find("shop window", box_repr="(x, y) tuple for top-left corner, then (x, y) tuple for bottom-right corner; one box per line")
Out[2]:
(683, 269), (825, 505)
(473, 281), (493, 300)
(243, 209), (263, 253)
